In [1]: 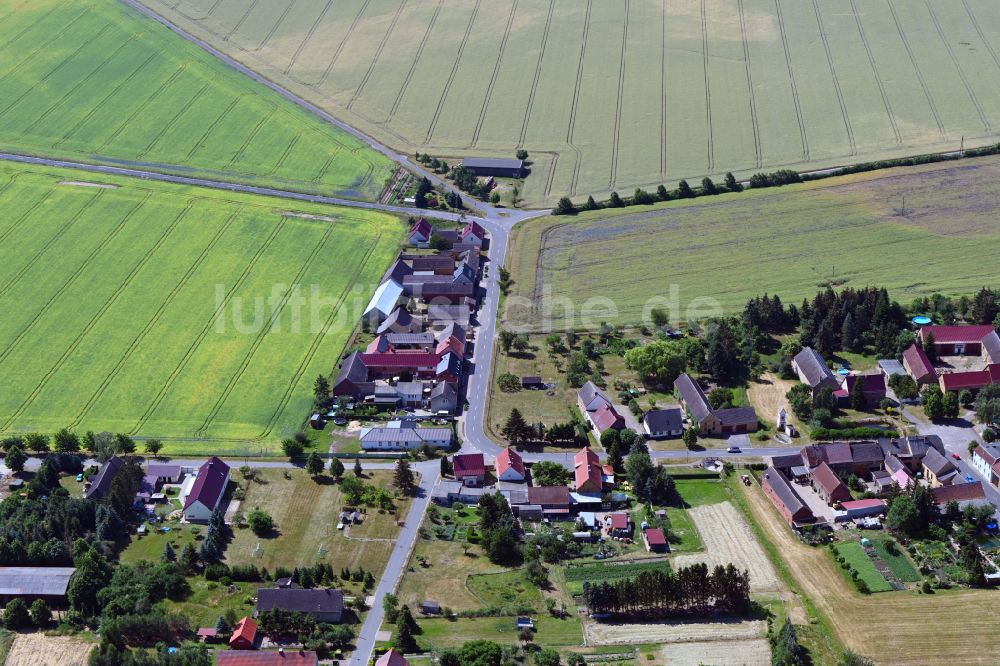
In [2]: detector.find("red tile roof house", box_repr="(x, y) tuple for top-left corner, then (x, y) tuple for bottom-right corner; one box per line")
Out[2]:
(800, 443), (853, 475)
(643, 527), (668, 553)
(972, 443), (1000, 486)
(762, 467), (815, 527)
(606, 512), (631, 537)
(574, 447), (603, 494)
(229, 616), (257, 650)
(460, 220), (487, 246)
(918, 324), (997, 357)
(810, 462), (852, 505)
(938, 364), (1000, 394)
(495, 447), (525, 483)
(576, 382), (626, 436)
(407, 218), (433, 247)
(902, 343), (937, 387)
(839, 498), (886, 520)
(215, 651), (318, 666)
(453, 453), (486, 487)
(375, 649), (411, 666)
(183, 457), (230, 522)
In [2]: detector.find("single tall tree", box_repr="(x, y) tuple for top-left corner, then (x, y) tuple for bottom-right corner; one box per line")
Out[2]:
(329, 457), (345, 480)
(306, 452), (325, 477)
(394, 459), (416, 495)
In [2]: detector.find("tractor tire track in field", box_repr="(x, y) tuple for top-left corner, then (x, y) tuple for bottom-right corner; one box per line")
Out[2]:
(0, 177), (45, 247)
(425, 0), (482, 144)
(886, 0), (944, 135)
(565, 0), (593, 197)
(0, 22), (113, 121)
(0, 190), (103, 302)
(256, 229), (383, 440)
(387, 0), (443, 125)
(923, 0), (991, 134)
(811, 0), (855, 156)
(194, 223), (336, 437)
(2, 194), (181, 431)
(699, 0), (715, 173)
(223, 0), (259, 42)
(963, 0), (1000, 78)
(318, 0), (373, 87)
(24, 33), (143, 135)
(850, 0), (900, 145)
(347, 0), (407, 111)
(738, 0), (763, 168)
(471, 0), (519, 147)
(265, 133), (301, 177)
(226, 106), (277, 169)
(129, 216), (288, 436)
(608, 0), (629, 187)
(68, 206), (241, 430)
(660, 0), (668, 178)
(256, 0), (300, 52)
(774, 0), (809, 160)
(283, 0), (336, 75)
(0, 191), (138, 371)
(517, 0), (553, 149)
(206, 0), (226, 19)
(98, 64), (189, 151)
(54, 51), (160, 149)
(542, 150), (559, 200)
(137, 82), (211, 159)
(185, 93), (247, 160)
(0, 1), (61, 51)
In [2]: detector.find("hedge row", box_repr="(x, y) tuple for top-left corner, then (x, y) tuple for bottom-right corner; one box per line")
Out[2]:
(810, 427), (898, 441)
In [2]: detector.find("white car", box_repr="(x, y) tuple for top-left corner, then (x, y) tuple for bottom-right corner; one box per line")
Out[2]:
(726, 446), (741, 453)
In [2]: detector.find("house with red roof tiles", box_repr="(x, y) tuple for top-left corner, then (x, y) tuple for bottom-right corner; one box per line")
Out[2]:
(229, 616), (257, 650)
(375, 650), (411, 666)
(495, 447), (525, 483)
(810, 462), (851, 505)
(408, 218), (433, 248)
(453, 453), (486, 487)
(902, 343), (936, 386)
(216, 651), (317, 666)
(643, 527), (667, 552)
(938, 364), (1000, 394)
(574, 447), (603, 493)
(183, 457), (230, 522)
(918, 325), (996, 357)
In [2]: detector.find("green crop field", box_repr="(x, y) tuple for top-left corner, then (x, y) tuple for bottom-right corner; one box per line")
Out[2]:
(142, 0), (1000, 206)
(0, 0), (394, 200)
(0, 163), (402, 453)
(506, 155), (1000, 329)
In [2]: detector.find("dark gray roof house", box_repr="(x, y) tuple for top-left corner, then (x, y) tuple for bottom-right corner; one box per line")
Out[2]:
(0, 567), (76, 602)
(673, 374), (713, 424)
(643, 408), (683, 438)
(462, 157), (524, 178)
(923, 449), (957, 482)
(332, 351), (373, 398)
(377, 307), (417, 335)
(792, 347), (839, 392)
(429, 382), (457, 413)
(256, 588), (344, 623)
(86, 456), (123, 500)
(578, 380), (612, 412)
(982, 330), (1000, 364)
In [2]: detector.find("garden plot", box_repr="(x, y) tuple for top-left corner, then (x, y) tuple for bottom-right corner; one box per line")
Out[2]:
(584, 617), (767, 646)
(6, 634), (93, 666)
(659, 637), (771, 665)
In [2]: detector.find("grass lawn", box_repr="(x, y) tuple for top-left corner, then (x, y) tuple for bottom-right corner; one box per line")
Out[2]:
(466, 570), (543, 610)
(162, 579), (258, 629)
(562, 560), (672, 596)
(871, 537), (921, 583)
(663, 506), (703, 553)
(415, 616), (582, 650)
(674, 478), (729, 508)
(121, 522), (201, 566)
(226, 469), (409, 572)
(0, 0), (393, 200)
(833, 542), (891, 593)
(508, 156), (1000, 328)
(0, 163), (402, 451)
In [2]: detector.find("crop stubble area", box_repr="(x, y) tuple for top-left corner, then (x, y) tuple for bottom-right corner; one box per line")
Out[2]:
(0, 0), (393, 201)
(0, 163), (401, 450)
(5, 634), (93, 666)
(507, 156), (1000, 328)
(143, 0), (1000, 206)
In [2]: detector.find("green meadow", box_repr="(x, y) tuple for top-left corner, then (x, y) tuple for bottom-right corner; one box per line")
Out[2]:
(0, 0), (394, 200)
(0, 163), (401, 453)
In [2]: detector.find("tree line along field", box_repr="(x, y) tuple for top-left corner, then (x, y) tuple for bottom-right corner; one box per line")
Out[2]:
(141, 0), (1000, 207)
(0, 163), (402, 454)
(0, 0), (394, 201)
(505, 155), (1000, 330)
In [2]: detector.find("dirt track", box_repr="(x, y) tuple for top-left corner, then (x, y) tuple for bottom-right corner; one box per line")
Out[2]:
(6, 634), (93, 666)
(673, 502), (782, 593)
(739, 478), (1000, 665)
(585, 617), (767, 646)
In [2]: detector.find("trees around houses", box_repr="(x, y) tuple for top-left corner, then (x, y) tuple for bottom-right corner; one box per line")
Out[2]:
(5, 445), (26, 474)
(888, 374), (918, 400)
(29, 598), (51, 627)
(394, 459), (416, 495)
(850, 377), (867, 411)
(942, 391), (960, 419)
(440, 455), (452, 478)
(247, 508), (274, 536)
(554, 197), (577, 215)
(786, 384), (813, 420)
(497, 373), (520, 392)
(54, 428), (80, 453)
(329, 457), (345, 480)
(354, 458), (363, 477)
(625, 448), (675, 504)
(922, 385), (944, 421)
(499, 330), (516, 354)
(306, 452), (325, 477)
(144, 439), (163, 457)
(682, 428), (698, 450)
(4, 598), (30, 629)
(531, 461), (571, 486)
(623, 341), (687, 387)
(501, 408), (533, 445)
(281, 438), (304, 459)
(974, 383), (1000, 426)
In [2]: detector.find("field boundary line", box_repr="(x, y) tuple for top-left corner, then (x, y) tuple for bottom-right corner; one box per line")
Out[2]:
(23, 32), (143, 135)
(424, 0), (483, 144)
(660, 0), (667, 177)
(811, 0), (855, 156)
(1, 193), (182, 430)
(193, 222), (337, 436)
(136, 81), (210, 159)
(923, 0), (991, 134)
(542, 150), (558, 201)
(69, 205), (242, 430)
(255, 228), (384, 439)
(283, 0), (336, 74)
(184, 92), (248, 160)
(773, 0), (809, 161)
(518, 0), (554, 149)
(54, 51), (161, 149)
(318, 0), (373, 87)
(885, 0), (944, 135)
(98, 63), (190, 151)
(386, 0), (443, 125)
(608, 0), (629, 187)
(223, 0), (259, 43)
(0, 190), (104, 302)
(737, 0), (763, 168)
(129, 214), (288, 435)
(700, 0), (715, 172)
(849, 0), (900, 146)
(565, 0), (593, 196)
(347, 0), (407, 112)
(471, 0), (519, 147)
(0, 22), (114, 122)
(256, 0), (300, 52)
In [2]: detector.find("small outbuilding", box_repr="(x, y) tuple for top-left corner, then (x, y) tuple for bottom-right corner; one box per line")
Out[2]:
(462, 157), (524, 178)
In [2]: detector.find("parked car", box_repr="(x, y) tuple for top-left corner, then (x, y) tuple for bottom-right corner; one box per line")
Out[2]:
(727, 446), (741, 453)
(952, 453), (961, 460)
